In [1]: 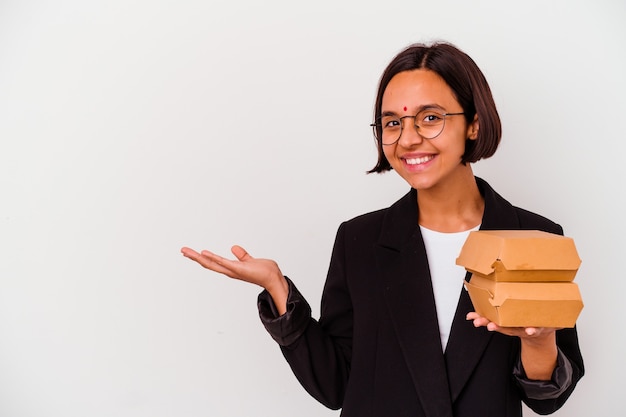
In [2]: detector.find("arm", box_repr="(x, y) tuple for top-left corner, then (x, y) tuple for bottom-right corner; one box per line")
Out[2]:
(520, 326), (584, 412)
(181, 245), (289, 314)
(258, 223), (353, 410)
(465, 315), (559, 380)
(475, 216), (585, 410)
(467, 313), (584, 412)
(519, 328), (558, 380)
(181, 224), (354, 410)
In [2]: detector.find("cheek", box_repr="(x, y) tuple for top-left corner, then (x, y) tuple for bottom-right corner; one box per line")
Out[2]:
(441, 134), (469, 156)
(382, 145), (395, 163)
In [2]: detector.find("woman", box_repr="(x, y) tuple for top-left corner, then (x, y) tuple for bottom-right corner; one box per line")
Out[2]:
(181, 42), (584, 417)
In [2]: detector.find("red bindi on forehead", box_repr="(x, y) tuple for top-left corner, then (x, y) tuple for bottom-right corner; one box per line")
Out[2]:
(403, 106), (407, 111)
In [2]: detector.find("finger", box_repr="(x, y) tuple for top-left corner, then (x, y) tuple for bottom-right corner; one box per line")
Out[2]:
(487, 322), (499, 332)
(199, 257), (240, 278)
(231, 245), (252, 261)
(183, 248), (231, 274)
(199, 249), (232, 268)
(466, 313), (491, 328)
(466, 312), (481, 320)
(477, 320), (491, 329)
(184, 249), (238, 277)
(200, 249), (258, 280)
(525, 327), (538, 336)
(199, 249), (236, 267)
(181, 247), (202, 260)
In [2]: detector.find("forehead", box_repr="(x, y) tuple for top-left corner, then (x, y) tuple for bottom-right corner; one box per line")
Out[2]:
(382, 69), (459, 111)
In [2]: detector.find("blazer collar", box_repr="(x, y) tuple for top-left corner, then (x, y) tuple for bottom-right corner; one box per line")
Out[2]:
(376, 187), (453, 416)
(376, 177), (522, 411)
(376, 186), (420, 251)
(445, 177), (522, 401)
(376, 177), (520, 250)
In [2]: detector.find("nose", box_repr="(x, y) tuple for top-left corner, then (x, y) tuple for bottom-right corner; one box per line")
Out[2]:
(397, 116), (424, 147)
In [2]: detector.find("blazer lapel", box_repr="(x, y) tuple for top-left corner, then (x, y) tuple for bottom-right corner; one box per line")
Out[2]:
(445, 177), (523, 401)
(376, 189), (454, 417)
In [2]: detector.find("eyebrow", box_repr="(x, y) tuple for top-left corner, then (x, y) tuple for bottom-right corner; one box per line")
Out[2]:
(380, 104), (445, 117)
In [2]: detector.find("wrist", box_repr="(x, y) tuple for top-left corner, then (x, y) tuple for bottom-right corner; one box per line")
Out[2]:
(520, 331), (558, 380)
(266, 275), (289, 316)
(520, 330), (557, 349)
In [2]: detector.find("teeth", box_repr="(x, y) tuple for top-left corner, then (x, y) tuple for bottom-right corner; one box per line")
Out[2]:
(405, 155), (433, 165)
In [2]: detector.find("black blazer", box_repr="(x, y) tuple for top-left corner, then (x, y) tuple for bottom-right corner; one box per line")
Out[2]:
(259, 177), (584, 417)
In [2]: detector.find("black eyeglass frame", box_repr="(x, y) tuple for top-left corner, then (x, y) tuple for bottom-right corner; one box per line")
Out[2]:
(370, 111), (466, 145)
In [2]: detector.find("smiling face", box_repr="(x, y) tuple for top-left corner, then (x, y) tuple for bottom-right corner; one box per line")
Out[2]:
(381, 69), (479, 192)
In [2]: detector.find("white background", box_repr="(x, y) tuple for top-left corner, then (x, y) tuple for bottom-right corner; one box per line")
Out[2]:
(1, 1), (624, 416)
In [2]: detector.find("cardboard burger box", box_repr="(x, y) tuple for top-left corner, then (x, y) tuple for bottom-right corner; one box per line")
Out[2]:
(456, 230), (583, 328)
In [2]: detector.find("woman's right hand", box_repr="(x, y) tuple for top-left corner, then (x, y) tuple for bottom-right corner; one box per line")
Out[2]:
(181, 245), (289, 315)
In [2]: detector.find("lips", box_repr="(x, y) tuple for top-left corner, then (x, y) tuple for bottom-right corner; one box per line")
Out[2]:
(403, 155), (435, 165)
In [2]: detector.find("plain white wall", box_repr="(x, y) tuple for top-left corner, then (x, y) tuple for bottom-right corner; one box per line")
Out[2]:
(1, 0), (624, 416)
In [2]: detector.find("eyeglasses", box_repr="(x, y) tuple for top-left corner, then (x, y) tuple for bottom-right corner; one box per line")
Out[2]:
(370, 109), (465, 145)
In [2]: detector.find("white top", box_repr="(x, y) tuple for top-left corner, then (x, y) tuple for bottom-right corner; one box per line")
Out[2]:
(419, 224), (479, 350)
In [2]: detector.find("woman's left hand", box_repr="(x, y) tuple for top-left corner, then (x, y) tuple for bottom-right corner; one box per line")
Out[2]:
(465, 311), (559, 340)
(466, 311), (560, 380)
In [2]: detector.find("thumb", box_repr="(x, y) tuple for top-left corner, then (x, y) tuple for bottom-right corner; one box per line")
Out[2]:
(525, 327), (538, 336)
(231, 245), (252, 261)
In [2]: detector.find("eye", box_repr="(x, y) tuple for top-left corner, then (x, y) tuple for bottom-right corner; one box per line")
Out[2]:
(420, 111), (444, 125)
(381, 116), (401, 130)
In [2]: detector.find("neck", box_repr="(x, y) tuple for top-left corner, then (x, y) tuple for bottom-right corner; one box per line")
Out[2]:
(417, 170), (484, 233)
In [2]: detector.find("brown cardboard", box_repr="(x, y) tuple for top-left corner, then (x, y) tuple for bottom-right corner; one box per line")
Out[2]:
(456, 230), (581, 282)
(456, 230), (583, 328)
(464, 275), (583, 328)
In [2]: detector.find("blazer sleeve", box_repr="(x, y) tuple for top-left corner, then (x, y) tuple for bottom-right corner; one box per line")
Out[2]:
(517, 326), (585, 414)
(513, 214), (586, 414)
(257, 222), (353, 410)
(514, 347), (573, 399)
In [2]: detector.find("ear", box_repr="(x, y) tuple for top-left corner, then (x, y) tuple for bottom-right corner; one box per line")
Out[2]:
(466, 114), (479, 140)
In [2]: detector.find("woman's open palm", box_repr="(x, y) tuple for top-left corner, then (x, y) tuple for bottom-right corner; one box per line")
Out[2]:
(181, 245), (288, 314)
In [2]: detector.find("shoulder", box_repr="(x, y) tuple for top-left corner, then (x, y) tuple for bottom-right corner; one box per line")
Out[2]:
(338, 188), (415, 237)
(478, 177), (564, 235)
(512, 205), (564, 235)
(339, 207), (388, 237)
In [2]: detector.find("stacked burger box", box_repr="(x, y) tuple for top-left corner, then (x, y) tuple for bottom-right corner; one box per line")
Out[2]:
(456, 230), (583, 328)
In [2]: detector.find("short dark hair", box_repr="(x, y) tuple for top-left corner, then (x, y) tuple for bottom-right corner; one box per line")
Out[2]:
(368, 42), (502, 173)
